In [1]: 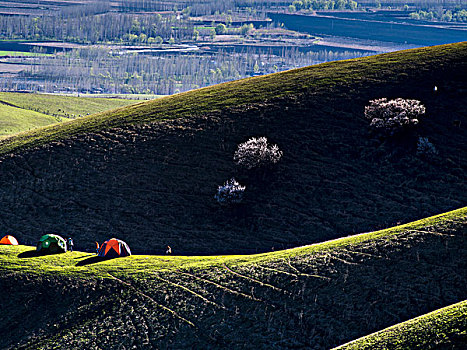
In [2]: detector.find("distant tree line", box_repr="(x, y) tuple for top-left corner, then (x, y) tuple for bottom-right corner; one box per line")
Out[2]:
(3, 47), (372, 95)
(0, 12), (194, 44)
(410, 8), (467, 22)
(288, 0), (359, 12)
(356, 0), (464, 9)
(59, 1), (112, 18)
(113, 0), (287, 15)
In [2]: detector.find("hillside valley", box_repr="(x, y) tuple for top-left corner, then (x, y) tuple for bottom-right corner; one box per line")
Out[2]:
(0, 43), (465, 254)
(0, 42), (466, 350)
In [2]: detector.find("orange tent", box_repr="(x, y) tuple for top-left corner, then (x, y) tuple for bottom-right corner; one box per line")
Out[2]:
(98, 238), (131, 258)
(0, 235), (18, 245)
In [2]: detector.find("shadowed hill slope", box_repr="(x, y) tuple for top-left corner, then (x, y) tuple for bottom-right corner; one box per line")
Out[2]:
(0, 43), (465, 254)
(0, 208), (465, 349)
(334, 300), (467, 350)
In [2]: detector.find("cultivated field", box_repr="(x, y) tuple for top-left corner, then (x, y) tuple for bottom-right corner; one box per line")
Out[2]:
(0, 93), (142, 137)
(269, 12), (467, 46)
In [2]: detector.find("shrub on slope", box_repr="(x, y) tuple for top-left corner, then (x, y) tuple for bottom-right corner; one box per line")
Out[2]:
(364, 98), (426, 134)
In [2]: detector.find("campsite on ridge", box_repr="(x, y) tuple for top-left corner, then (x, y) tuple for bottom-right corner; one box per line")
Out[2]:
(1, 208), (465, 348)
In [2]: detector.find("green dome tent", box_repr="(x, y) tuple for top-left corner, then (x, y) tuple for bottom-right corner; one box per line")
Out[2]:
(36, 234), (67, 254)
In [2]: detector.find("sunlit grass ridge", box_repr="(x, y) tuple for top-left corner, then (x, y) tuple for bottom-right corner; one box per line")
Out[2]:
(1, 206), (464, 279)
(1, 207), (465, 348)
(333, 300), (467, 350)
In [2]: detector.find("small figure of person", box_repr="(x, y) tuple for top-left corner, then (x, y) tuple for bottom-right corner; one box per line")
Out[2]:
(67, 237), (74, 252)
(166, 245), (172, 255)
(95, 241), (100, 254)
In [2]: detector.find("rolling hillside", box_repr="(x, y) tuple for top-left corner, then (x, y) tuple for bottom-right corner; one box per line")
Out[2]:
(0, 208), (465, 349)
(0, 93), (139, 138)
(334, 300), (467, 350)
(0, 42), (465, 254)
(0, 93), (138, 120)
(0, 103), (67, 137)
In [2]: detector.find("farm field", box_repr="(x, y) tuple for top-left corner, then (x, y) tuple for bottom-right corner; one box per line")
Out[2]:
(0, 93), (143, 137)
(0, 207), (465, 348)
(269, 12), (467, 46)
(0, 50), (50, 57)
(55, 93), (166, 100)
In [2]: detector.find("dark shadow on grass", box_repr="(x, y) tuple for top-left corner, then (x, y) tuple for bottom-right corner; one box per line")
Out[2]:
(76, 256), (111, 266)
(73, 254), (95, 260)
(18, 250), (63, 258)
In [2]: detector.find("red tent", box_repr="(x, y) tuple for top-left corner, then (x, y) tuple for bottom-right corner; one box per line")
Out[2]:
(98, 238), (131, 258)
(0, 235), (18, 245)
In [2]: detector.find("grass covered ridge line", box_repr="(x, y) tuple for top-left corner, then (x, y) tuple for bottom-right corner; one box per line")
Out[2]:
(1, 206), (464, 279)
(0, 42), (465, 156)
(333, 300), (467, 349)
(1, 206), (465, 349)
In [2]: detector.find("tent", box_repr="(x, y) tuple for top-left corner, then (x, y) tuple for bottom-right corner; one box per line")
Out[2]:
(37, 234), (67, 254)
(0, 235), (18, 245)
(98, 238), (131, 258)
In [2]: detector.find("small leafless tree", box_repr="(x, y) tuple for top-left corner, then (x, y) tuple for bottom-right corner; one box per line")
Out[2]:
(417, 136), (438, 156)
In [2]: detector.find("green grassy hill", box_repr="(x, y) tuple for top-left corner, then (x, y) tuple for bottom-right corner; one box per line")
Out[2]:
(0, 103), (66, 137)
(0, 43), (464, 254)
(0, 208), (465, 348)
(334, 300), (467, 350)
(0, 93), (139, 138)
(0, 92), (138, 120)
(0, 43), (465, 349)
